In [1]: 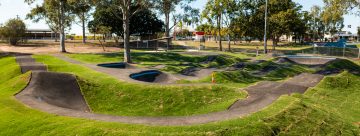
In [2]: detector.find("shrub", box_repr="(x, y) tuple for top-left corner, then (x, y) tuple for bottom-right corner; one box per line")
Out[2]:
(0, 18), (26, 45)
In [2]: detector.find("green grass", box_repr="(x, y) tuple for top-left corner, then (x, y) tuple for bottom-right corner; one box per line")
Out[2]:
(322, 59), (360, 74)
(34, 55), (246, 116)
(0, 56), (22, 83)
(0, 55), (359, 135)
(305, 72), (360, 123)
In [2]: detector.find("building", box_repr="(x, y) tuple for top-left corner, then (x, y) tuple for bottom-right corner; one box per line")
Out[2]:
(332, 31), (358, 41)
(280, 31), (359, 42)
(25, 29), (58, 40)
(193, 31), (205, 41)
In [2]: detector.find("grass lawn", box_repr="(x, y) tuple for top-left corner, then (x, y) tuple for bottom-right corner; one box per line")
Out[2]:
(173, 41), (312, 51)
(34, 55), (247, 116)
(0, 55), (359, 135)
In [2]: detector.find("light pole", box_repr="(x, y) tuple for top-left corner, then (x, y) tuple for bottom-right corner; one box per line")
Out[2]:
(263, 0), (268, 54)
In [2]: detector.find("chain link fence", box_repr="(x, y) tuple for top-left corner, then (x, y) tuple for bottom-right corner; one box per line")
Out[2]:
(280, 47), (360, 59)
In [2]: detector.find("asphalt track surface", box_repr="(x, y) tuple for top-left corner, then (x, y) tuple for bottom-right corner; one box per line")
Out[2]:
(285, 56), (336, 65)
(14, 54), (324, 126)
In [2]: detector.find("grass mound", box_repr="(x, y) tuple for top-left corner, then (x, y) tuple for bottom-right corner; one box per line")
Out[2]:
(206, 55), (245, 68)
(305, 72), (360, 123)
(0, 56), (21, 83)
(34, 55), (246, 116)
(320, 59), (360, 75)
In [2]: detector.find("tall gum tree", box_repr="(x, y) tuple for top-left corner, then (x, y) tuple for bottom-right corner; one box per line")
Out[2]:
(202, 0), (225, 51)
(92, 0), (150, 63)
(310, 5), (325, 41)
(72, 0), (93, 44)
(25, 0), (75, 52)
(88, 3), (164, 38)
(221, 0), (237, 51)
(153, 0), (196, 50)
(321, 0), (359, 38)
(322, 1), (345, 37)
(267, 0), (302, 50)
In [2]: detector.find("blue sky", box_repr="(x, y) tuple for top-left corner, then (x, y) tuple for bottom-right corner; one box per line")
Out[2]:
(0, 0), (358, 35)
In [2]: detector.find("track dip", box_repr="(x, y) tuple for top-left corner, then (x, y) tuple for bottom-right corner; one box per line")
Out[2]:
(285, 55), (336, 65)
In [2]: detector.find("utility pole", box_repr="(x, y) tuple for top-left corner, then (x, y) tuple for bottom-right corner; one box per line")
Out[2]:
(263, 0), (268, 54)
(313, 15), (316, 42)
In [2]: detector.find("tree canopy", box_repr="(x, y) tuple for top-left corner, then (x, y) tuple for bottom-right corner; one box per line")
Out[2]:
(72, 0), (93, 43)
(25, 0), (77, 52)
(0, 18), (27, 45)
(89, 3), (164, 38)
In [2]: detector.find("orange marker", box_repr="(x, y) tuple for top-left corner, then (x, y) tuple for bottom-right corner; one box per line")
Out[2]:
(212, 72), (216, 84)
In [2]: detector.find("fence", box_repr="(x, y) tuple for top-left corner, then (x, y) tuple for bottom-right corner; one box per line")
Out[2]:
(118, 37), (189, 50)
(279, 47), (360, 58)
(197, 45), (360, 59)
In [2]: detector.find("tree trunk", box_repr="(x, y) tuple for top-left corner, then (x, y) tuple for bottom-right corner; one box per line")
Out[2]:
(165, 12), (175, 50)
(217, 15), (222, 51)
(272, 36), (278, 51)
(55, 32), (58, 42)
(82, 13), (86, 44)
(123, 8), (132, 63)
(59, 1), (66, 53)
(227, 34), (231, 52)
(165, 13), (170, 51)
(103, 34), (106, 42)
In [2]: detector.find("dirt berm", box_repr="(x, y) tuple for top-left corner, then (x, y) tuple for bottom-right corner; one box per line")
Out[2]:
(16, 71), (90, 112)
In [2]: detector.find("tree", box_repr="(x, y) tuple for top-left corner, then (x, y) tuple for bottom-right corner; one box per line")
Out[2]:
(232, 0), (269, 44)
(0, 18), (26, 45)
(309, 5), (325, 41)
(72, 0), (93, 44)
(176, 29), (191, 37)
(196, 23), (216, 36)
(202, 0), (225, 51)
(88, 24), (111, 51)
(323, 0), (360, 14)
(265, 0), (303, 50)
(153, 0), (198, 50)
(25, 0), (75, 52)
(221, 0), (237, 51)
(89, 3), (164, 38)
(92, 0), (150, 63)
(321, 2), (345, 37)
(291, 11), (310, 43)
(358, 26), (360, 37)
